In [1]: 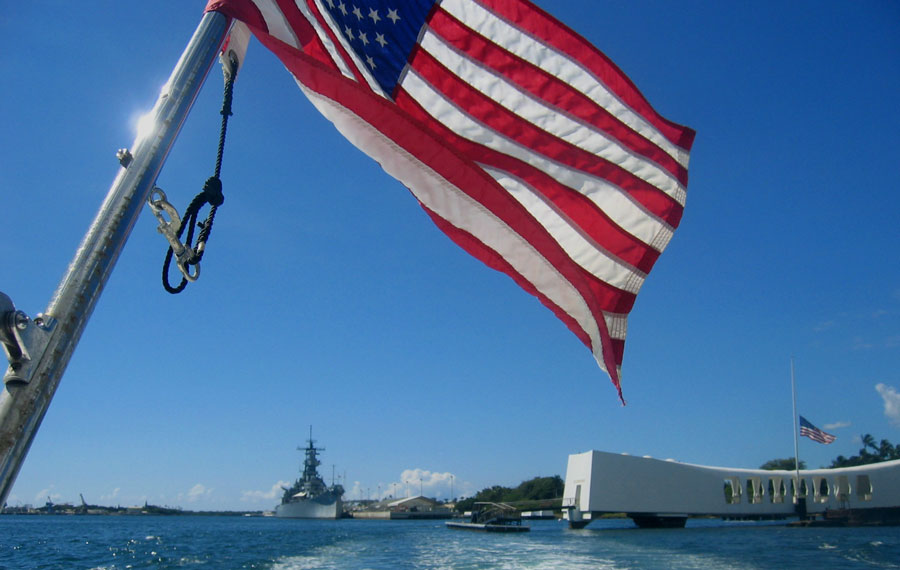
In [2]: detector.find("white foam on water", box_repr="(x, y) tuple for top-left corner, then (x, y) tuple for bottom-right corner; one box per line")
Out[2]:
(271, 535), (380, 570)
(408, 530), (623, 570)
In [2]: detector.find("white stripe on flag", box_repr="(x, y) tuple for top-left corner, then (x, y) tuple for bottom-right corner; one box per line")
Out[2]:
(438, 0), (690, 169)
(419, 30), (686, 206)
(248, 0), (300, 48)
(400, 69), (674, 249)
(604, 312), (628, 340)
(483, 166), (645, 294)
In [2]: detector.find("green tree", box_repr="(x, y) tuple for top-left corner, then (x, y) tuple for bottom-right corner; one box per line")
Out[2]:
(862, 434), (876, 452)
(830, 434), (900, 467)
(454, 476), (564, 513)
(759, 458), (806, 470)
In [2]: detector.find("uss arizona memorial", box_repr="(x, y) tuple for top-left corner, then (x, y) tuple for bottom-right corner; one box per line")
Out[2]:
(562, 450), (900, 528)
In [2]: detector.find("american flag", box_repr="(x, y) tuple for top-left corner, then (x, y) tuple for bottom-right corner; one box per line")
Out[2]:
(205, 0), (695, 402)
(799, 416), (836, 444)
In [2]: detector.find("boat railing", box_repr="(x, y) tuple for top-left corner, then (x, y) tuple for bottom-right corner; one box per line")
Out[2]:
(471, 502), (523, 525)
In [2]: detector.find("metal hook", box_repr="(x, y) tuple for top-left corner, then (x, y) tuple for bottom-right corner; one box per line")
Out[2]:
(147, 186), (201, 282)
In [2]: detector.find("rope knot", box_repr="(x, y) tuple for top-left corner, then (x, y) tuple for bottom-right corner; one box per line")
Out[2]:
(203, 176), (224, 207)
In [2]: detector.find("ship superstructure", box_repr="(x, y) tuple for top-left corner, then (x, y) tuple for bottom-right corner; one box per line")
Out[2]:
(275, 429), (344, 519)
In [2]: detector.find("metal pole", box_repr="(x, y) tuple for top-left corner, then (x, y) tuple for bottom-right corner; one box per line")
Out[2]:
(0, 11), (231, 506)
(790, 357), (801, 504)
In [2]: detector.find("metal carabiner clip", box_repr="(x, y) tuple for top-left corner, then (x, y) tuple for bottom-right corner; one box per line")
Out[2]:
(148, 187), (200, 282)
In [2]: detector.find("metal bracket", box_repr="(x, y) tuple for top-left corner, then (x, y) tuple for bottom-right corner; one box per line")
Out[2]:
(147, 186), (201, 282)
(1, 292), (55, 386)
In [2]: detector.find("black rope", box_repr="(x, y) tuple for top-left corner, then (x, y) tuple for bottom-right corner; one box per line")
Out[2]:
(163, 56), (237, 294)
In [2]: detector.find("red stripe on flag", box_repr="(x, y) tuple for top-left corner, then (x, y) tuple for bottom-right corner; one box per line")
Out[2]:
(271, 0), (317, 47)
(477, 0), (695, 151)
(395, 85), (661, 281)
(409, 48), (683, 228)
(427, 8), (688, 186)
(610, 337), (625, 366)
(206, 0), (267, 32)
(394, 88), (639, 314)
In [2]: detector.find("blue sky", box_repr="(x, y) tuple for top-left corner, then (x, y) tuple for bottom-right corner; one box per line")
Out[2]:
(2, 1), (898, 511)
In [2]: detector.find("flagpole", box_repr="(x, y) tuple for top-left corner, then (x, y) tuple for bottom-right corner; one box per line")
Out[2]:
(0, 10), (232, 506)
(790, 357), (801, 506)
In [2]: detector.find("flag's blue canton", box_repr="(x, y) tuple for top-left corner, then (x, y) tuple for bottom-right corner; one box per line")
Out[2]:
(321, 0), (437, 96)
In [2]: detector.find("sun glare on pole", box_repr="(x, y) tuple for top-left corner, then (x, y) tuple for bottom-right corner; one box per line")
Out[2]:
(134, 110), (157, 145)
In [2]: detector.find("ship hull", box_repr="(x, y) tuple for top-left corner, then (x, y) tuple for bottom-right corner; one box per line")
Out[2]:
(274, 495), (343, 519)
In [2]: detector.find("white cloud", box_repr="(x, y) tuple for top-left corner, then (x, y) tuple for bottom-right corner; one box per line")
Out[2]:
(400, 468), (452, 487)
(241, 481), (289, 503)
(347, 480), (367, 500)
(34, 486), (61, 505)
(184, 483), (212, 503)
(395, 468), (462, 499)
(876, 383), (900, 426)
(823, 421), (850, 430)
(346, 480), (401, 501)
(340, 470), (477, 502)
(335, 471), (475, 502)
(100, 487), (121, 502)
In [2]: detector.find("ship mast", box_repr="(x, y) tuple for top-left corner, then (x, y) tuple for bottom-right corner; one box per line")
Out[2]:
(298, 426), (324, 485)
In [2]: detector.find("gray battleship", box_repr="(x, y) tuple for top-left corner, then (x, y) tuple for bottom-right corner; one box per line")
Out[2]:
(275, 430), (345, 519)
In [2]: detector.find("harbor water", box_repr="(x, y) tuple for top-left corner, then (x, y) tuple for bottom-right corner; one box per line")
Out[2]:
(1, 515), (897, 569)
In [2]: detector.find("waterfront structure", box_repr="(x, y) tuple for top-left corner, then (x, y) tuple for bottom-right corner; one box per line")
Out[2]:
(563, 450), (900, 528)
(275, 431), (344, 519)
(352, 496), (453, 520)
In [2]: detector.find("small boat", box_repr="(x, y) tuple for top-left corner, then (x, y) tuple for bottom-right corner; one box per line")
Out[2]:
(446, 502), (530, 532)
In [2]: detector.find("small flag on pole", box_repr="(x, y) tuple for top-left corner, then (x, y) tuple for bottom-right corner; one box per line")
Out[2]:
(205, 0), (695, 402)
(799, 416), (836, 444)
